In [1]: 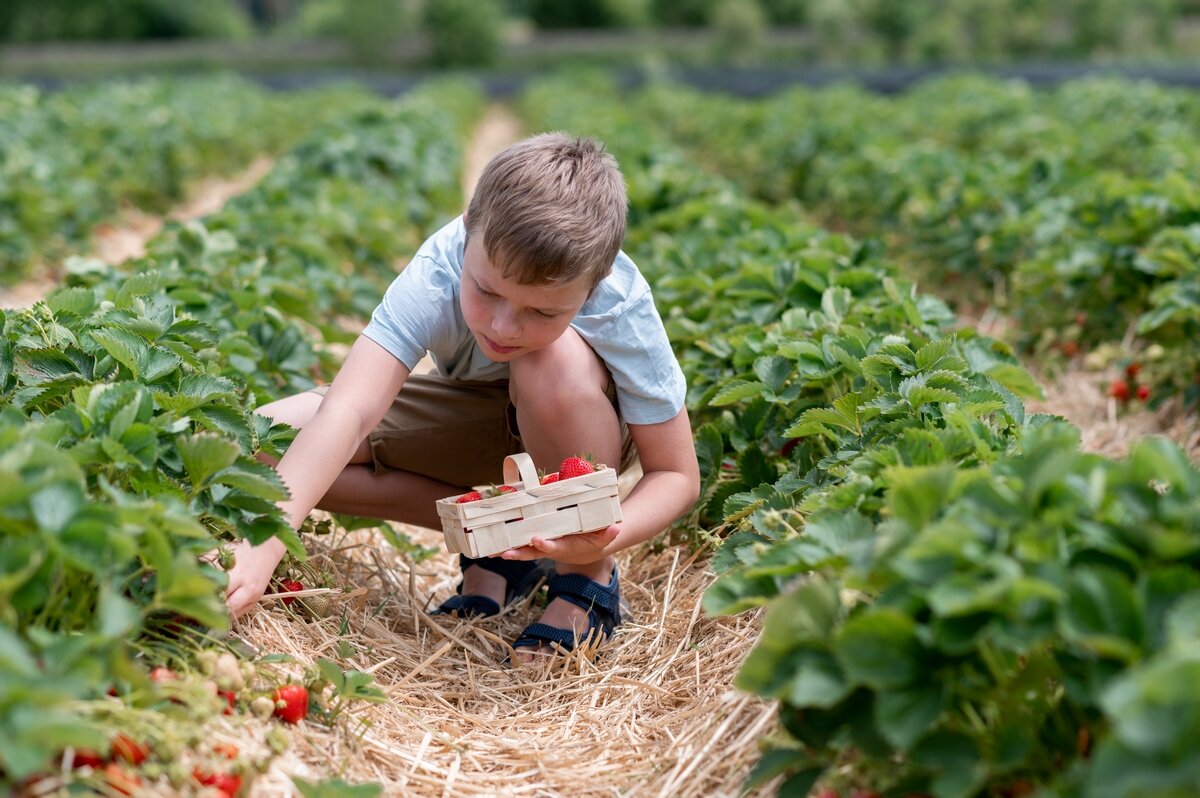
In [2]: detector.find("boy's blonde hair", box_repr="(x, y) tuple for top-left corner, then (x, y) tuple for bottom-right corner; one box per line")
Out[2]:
(465, 132), (627, 290)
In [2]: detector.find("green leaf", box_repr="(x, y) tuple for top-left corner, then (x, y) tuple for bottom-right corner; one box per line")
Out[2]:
(212, 460), (289, 501)
(91, 328), (148, 379)
(885, 464), (958, 529)
(139, 347), (182, 382)
(744, 749), (822, 792)
(1101, 653), (1200, 759)
(985, 363), (1044, 400)
(834, 607), (925, 689)
(293, 777), (382, 798)
(754, 355), (792, 391)
(177, 433), (241, 491)
(875, 683), (945, 750)
(45, 286), (98, 315)
(1062, 567), (1145, 662)
(30, 482), (83, 534)
(97, 584), (141, 639)
(711, 379), (768, 406)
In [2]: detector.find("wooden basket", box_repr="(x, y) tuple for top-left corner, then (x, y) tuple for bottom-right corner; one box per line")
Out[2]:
(435, 452), (622, 558)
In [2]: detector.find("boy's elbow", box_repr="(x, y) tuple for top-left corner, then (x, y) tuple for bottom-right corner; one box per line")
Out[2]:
(682, 463), (701, 507)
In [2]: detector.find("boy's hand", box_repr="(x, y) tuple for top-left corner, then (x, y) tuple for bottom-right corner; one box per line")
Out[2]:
(208, 537), (287, 618)
(499, 524), (619, 564)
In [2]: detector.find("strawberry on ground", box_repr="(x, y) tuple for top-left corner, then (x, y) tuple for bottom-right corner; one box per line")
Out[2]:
(110, 732), (148, 766)
(1109, 379), (1130, 402)
(273, 684), (309, 724)
(455, 491), (483, 504)
(194, 767), (244, 797)
(558, 455), (598, 479)
(148, 666), (176, 683)
(70, 749), (106, 769)
(103, 763), (142, 796)
(278, 578), (304, 606)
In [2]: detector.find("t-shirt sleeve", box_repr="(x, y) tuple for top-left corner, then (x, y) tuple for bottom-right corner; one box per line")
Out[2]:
(361, 255), (455, 371)
(577, 287), (686, 426)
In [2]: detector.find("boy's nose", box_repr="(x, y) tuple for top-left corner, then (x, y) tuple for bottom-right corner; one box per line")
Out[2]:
(492, 308), (520, 339)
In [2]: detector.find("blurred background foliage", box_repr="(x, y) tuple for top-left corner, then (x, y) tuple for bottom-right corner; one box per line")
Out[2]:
(0, 0), (1196, 69)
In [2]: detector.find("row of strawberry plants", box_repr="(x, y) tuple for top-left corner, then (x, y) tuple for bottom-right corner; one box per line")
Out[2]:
(0, 79), (483, 794)
(521, 75), (1200, 797)
(0, 74), (376, 281)
(626, 75), (1200, 408)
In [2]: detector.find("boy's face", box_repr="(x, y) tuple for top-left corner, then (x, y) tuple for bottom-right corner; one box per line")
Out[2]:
(460, 237), (592, 362)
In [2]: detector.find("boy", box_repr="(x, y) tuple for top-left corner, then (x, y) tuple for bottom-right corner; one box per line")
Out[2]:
(221, 133), (700, 662)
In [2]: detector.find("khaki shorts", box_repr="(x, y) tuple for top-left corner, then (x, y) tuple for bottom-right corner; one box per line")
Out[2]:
(309, 374), (635, 488)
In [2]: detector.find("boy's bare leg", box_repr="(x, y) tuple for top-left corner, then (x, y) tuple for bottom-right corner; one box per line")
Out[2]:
(256, 392), (456, 531)
(507, 329), (622, 659)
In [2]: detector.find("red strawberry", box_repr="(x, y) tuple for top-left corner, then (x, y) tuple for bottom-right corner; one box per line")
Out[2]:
(1136, 384), (1150, 401)
(110, 733), (148, 766)
(71, 748), (106, 769)
(218, 689), (237, 715)
(558, 455), (597, 480)
(148, 666), (176, 683)
(1125, 362), (1142, 379)
(213, 742), (239, 760)
(1060, 340), (1080, 357)
(496, 485), (518, 494)
(1109, 379), (1130, 402)
(455, 491), (483, 504)
(540, 471), (559, 485)
(195, 768), (244, 796)
(103, 763), (142, 796)
(279, 578), (303, 606)
(273, 684), (309, 724)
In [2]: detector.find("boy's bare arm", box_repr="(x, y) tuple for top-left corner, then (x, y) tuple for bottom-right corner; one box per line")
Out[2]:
(501, 407), (701, 563)
(223, 336), (410, 615)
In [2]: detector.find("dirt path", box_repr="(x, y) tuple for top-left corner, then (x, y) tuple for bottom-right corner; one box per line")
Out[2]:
(0, 156), (274, 310)
(461, 103), (524, 203)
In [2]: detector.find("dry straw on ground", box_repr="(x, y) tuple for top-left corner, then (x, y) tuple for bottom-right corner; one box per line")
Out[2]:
(234, 524), (779, 798)
(1029, 365), (1200, 461)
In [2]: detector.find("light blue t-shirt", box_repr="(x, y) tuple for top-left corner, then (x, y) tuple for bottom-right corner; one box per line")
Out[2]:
(362, 216), (686, 426)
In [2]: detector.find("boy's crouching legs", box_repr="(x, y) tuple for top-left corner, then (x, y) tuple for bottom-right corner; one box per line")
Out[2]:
(507, 328), (621, 661)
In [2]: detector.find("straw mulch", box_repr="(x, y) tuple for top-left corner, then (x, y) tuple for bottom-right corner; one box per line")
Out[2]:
(233, 522), (778, 798)
(1027, 365), (1199, 461)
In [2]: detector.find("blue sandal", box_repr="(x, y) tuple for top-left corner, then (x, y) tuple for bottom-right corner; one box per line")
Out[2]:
(512, 567), (623, 655)
(432, 554), (550, 618)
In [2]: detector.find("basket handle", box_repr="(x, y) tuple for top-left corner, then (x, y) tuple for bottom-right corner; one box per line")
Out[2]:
(502, 452), (540, 489)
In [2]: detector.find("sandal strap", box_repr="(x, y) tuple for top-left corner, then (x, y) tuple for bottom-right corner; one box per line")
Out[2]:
(432, 594), (500, 618)
(512, 622), (580, 651)
(510, 568), (622, 656)
(546, 570), (621, 619)
(433, 556), (549, 618)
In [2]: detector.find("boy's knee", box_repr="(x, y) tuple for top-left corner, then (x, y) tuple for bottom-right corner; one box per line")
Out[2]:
(509, 331), (609, 418)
